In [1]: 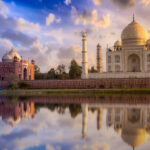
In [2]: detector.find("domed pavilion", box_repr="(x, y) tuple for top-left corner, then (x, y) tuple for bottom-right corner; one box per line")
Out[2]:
(0, 48), (35, 81)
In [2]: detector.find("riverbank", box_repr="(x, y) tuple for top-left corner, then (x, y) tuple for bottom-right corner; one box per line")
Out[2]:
(1, 88), (150, 96)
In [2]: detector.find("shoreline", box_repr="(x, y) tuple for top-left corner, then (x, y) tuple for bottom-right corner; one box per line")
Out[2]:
(1, 88), (150, 96)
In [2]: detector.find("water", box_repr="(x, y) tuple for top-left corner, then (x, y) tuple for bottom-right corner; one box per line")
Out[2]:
(0, 95), (150, 150)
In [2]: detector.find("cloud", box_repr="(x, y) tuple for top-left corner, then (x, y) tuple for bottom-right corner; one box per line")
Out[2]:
(0, 0), (9, 16)
(57, 45), (81, 66)
(71, 7), (111, 28)
(46, 13), (61, 26)
(1, 30), (38, 46)
(46, 13), (55, 26)
(56, 18), (61, 23)
(45, 28), (64, 44)
(64, 0), (71, 5)
(0, 13), (40, 32)
(112, 0), (136, 8)
(141, 0), (150, 6)
(0, 38), (13, 59)
(16, 18), (40, 31)
(93, 0), (102, 5)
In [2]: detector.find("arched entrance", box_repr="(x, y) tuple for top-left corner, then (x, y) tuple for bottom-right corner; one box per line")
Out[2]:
(23, 68), (27, 80)
(128, 54), (140, 72)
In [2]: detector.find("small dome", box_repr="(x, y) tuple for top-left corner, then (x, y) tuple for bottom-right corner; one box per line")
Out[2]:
(146, 39), (150, 46)
(2, 48), (21, 62)
(82, 33), (87, 38)
(121, 20), (148, 45)
(8, 49), (21, 61)
(114, 40), (122, 47)
(2, 53), (12, 62)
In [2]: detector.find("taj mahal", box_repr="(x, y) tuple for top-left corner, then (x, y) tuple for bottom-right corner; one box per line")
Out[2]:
(81, 16), (150, 79)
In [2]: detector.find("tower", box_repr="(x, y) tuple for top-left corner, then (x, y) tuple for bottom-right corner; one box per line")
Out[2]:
(81, 33), (88, 79)
(97, 108), (102, 130)
(97, 43), (102, 72)
(82, 104), (88, 139)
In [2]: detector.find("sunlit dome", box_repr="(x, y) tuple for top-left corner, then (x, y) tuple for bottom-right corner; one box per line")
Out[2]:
(121, 128), (147, 148)
(114, 40), (122, 47)
(146, 39), (150, 46)
(121, 18), (148, 46)
(2, 48), (21, 62)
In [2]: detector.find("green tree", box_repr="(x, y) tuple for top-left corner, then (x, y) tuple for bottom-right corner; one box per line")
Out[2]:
(47, 68), (56, 79)
(56, 64), (69, 79)
(57, 64), (66, 74)
(35, 65), (40, 74)
(69, 59), (82, 79)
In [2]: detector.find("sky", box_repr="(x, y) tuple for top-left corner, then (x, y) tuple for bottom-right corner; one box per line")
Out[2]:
(0, 0), (150, 72)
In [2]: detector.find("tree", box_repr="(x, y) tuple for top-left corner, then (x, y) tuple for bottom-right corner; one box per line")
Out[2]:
(47, 68), (56, 79)
(57, 64), (66, 74)
(69, 59), (82, 79)
(35, 65), (40, 74)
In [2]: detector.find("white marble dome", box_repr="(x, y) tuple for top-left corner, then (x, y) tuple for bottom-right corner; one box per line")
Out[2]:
(2, 49), (21, 62)
(121, 20), (148, 45)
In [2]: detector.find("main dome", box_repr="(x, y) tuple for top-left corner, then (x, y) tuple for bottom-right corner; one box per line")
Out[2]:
(121, 20), (148, 46)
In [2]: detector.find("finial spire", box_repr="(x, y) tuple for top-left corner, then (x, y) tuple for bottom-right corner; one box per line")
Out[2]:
(133, 13), (135, 22)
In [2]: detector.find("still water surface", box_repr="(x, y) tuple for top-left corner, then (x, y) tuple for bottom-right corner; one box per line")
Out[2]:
(0, 95), (150, 150)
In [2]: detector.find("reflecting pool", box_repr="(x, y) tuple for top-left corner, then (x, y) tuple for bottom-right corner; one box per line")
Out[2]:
(0, 95), (150, 150)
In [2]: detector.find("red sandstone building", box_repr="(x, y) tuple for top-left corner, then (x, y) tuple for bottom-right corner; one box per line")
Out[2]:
(0, 48), (35, 80)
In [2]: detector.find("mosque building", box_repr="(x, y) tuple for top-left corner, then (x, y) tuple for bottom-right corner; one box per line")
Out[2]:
(81, 16), (150, 79)
(0, 48), (35, 81)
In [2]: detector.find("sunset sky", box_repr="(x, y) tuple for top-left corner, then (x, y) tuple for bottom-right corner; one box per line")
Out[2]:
(0, 0), (150, 72)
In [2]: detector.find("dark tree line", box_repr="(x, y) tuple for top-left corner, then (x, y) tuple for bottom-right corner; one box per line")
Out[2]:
(35, 59), (82, 80)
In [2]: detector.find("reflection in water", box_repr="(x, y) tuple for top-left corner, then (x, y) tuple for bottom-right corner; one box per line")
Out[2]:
(107, 107), (150, 150)
(82, 103), (150, 150)
(0, 101), (35, 126)
(0, 96), (150, 150)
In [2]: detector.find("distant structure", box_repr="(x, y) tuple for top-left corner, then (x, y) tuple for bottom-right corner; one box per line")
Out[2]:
(81, 15), (150, 79)
(0, 48), (35, 80)
(97, 44), (102, 73)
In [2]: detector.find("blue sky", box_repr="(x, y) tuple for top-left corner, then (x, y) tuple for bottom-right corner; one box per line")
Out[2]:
(0, 0), (150, 72)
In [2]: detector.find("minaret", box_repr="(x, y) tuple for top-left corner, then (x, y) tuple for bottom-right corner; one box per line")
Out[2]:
(97, 108), (102, 130)
(82, 104), (88, 139)
(97, 43), (102, 73)
(81, 33), (88, 79)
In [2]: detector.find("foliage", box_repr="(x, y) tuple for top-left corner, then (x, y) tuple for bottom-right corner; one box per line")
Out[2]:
(8, 83), (19, 89)
(35, 65), (40, 74)
(69, 59), (82, 79)
(47, 68), (56, 79)
(57, 64), (66, 74)
(34, 59), (81, 80)
(18, 81), (31, 89)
